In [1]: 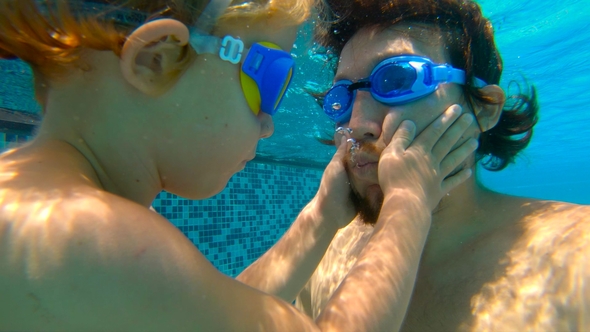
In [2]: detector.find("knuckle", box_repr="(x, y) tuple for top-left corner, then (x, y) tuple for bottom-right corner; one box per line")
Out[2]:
(446, 155), (458, 167)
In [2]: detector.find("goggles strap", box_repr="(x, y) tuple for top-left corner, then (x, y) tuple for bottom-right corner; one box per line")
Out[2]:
(189, 34), (222, 55)
(189, 0), (232, 54)
(194, 0), (233, 34)
(189, 1), (252, 65)
(473, 77), (488, 88)
(432, 65), (466, 85)
(432, 64), (488, 88)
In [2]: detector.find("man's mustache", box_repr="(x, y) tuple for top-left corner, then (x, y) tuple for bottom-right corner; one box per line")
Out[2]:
(343, 141), (383, 166)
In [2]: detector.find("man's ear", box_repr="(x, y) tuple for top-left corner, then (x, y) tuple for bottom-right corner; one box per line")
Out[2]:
(120, 19), (190, 96)
(473, 85), (506, 132)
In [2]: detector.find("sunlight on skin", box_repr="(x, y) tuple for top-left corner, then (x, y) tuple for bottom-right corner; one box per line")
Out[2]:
(469, 203), (590, 331)
(1, 185), (114, 280)
(238, 201), (328, 295)
(0, 149), (18, 181)
(304, 219), (374, 318)
(299, 201), (590, 331)
(236, 185), (342, 302)
(315, 195), (432, 332)
(235, 134), (357, 304)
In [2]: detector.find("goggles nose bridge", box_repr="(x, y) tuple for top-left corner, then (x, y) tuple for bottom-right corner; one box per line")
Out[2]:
(348, 80), (372, 92)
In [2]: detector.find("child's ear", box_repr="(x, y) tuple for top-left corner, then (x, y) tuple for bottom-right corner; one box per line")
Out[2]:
(120, 19), (190, 95)
(473, 85), (506, 132)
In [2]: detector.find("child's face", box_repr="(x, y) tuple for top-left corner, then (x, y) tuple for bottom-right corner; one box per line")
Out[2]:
(153, 23), (298, 198)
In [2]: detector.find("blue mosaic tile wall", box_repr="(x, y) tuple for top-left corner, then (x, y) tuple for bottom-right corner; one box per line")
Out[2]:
(0, 133), (32, 150)
(153, 162), (323, 277)
(0, 60), (41, 114)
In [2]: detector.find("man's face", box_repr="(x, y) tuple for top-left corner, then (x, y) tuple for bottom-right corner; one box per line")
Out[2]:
(334, 25), (476, 225)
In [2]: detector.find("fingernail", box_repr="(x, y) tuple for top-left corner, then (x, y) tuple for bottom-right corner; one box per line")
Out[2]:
(469, 138), (479, 148)
(449, 105), (462, 115)
(462, 114), (474, 125)
(402, 120), (415, 131)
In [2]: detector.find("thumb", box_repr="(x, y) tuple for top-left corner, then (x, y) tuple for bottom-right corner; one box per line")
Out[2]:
(332, 136), (348, 163)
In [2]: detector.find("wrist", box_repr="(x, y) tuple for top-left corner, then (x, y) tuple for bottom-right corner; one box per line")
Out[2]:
(308, 194), (348, 231)
(383, 188), (430, 209)
(381, 191), (432, 222)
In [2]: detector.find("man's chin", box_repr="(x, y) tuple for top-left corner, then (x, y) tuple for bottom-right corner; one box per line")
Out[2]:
(350, 184), (384, 226)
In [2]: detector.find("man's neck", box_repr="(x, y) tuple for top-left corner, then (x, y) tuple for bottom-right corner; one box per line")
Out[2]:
(424, 173), (505, 263)
(432, 174), (488, 223)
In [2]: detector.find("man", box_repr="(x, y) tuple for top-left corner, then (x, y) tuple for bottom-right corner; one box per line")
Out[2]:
(296, 0), (590, 330)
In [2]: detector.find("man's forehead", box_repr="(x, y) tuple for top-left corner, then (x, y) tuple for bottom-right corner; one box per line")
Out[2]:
(336, 25), (447, 79)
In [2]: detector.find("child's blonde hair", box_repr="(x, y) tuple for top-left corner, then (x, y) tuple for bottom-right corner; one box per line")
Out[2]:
(0, 0), (315, 82)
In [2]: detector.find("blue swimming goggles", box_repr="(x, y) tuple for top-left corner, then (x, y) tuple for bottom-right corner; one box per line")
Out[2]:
(188, 0), (295, 116)
(324, 55), (487, 124)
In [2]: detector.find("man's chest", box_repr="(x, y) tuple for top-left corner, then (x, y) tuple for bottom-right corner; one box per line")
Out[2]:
(400, 251), (497, 331)
(400, 235), (581, 331)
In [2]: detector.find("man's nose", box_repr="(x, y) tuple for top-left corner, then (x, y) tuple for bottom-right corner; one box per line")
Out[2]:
(258, 112), (274, 138)
(347, 90), (386, 141)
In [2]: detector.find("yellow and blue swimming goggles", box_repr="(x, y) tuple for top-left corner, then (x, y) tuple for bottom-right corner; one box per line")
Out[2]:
(324, 55), (487, 124)
(189, 0), (294, 116)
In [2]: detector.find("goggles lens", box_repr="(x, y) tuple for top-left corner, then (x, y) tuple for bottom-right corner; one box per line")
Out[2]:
(241, 42), (295, 116)
(324, 84), (355, 122)
(372, 62), (417, 97)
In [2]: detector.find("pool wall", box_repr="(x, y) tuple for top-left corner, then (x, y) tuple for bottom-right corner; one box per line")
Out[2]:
(152, 163), (322, 277)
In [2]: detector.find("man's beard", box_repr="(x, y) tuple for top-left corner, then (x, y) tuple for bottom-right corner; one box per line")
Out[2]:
(349, 185), (384, 226)
(342, 142), (384, 226)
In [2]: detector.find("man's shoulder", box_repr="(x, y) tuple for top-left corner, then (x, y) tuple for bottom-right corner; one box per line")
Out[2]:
(522, 200), (590, 240)
(469, 200), (590, 330)
(517, 201), (590, 260)
(525, 200), (590, 218)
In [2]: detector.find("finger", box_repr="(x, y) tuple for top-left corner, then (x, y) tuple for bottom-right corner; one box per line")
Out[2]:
(332, 136), (349, 161)
(381, 112), (397, 146)
(441, 168), (473, 194)
(440, 138), (479, 176)
(389, 120), (416, 153)
(431, 113), (474, 161)
(322, 136), (349, 188)
(413, 104), (462, 151)
(333, 126), (346, 145)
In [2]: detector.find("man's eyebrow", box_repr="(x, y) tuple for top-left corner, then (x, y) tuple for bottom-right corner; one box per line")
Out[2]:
(333, 52), (409, 83)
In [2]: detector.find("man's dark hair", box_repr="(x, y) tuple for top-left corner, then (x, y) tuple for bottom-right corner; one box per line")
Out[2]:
(316, 0), (538, 171)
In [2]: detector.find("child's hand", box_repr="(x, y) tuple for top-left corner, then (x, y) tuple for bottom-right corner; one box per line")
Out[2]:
(315, 136), (356, 229)
(378, 105), (478, 211)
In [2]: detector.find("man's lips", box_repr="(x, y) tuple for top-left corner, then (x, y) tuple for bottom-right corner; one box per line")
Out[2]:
(349, 154), (379, 181)
(355, 161), (377, 168)
(353, 154), (379, 168)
